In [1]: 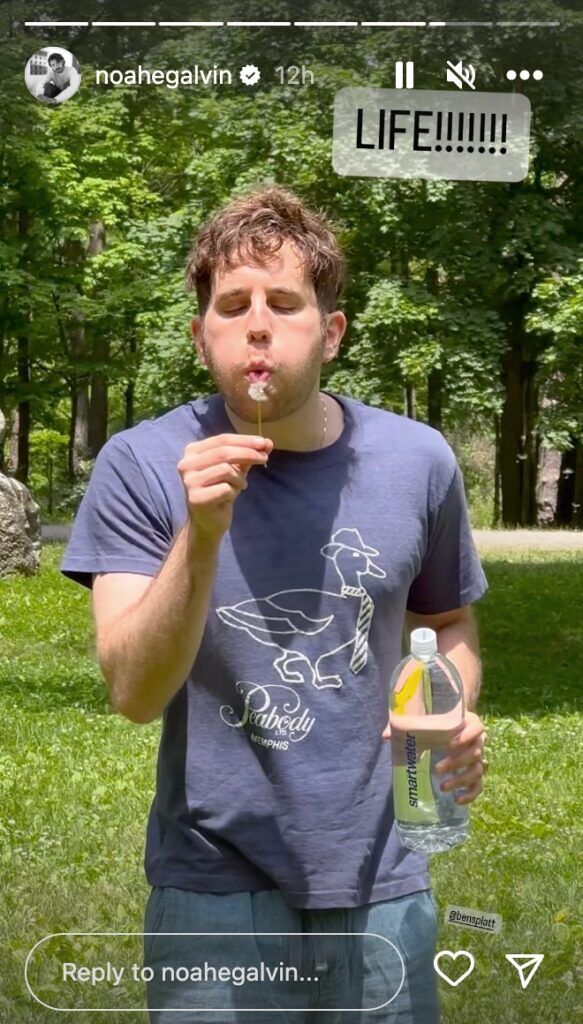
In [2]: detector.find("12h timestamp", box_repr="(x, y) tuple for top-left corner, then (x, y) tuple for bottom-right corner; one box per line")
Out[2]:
(275, 65), (315, 86)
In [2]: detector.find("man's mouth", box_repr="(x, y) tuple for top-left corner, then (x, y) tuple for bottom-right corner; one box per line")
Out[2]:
(245, 369), (272, 382)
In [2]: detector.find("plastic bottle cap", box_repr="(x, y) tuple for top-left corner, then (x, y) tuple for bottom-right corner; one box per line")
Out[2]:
(410, 627), (438, 659)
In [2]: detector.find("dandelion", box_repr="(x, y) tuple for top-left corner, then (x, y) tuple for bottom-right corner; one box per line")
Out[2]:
(248, 381), (269, 436)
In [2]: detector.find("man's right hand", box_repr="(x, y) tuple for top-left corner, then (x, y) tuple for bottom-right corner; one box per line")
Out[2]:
(177, 433), (273, 541)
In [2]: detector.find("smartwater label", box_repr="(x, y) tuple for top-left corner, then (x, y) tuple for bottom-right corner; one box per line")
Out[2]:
(392, 731), (439, 826)
(333, 89), (531, 182)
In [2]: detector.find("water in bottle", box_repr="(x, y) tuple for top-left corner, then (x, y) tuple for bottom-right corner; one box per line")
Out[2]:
(389, 627), (470, 852)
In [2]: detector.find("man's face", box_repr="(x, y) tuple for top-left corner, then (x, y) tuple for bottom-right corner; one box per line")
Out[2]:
(49, 58), (65, 73)
(191, 240), (345, 422)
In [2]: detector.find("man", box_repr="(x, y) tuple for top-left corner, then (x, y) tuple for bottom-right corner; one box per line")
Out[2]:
(61, 185), (488, 1023)
(36, 51), (80, 105)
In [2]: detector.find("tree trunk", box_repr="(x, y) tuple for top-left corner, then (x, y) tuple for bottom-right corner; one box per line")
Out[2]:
(427, 368), (443, 431)
(68, 223), (106, 477)
(13, 208), (31, 483)
(88, 222), (108, 457)
(8, 407), (19, 473)
(0, 322), (6, 424)
(89, 352), (109, 457)
(493, 413), (501, 527)
(69, 386), (91, 479)
(555, 437), (583, 527)
(0, 322), (7, 473)
(124, 381), (134, 430)
(47, 455), (54, 515)
(0, 386), (5, 473)
(124, 331), (138, 429)
(574, 441), (583, 529)
(68, 314), (90, 480)
(524, 425), (538, 526)
(499, 344), (539, 526)
(405, 385), (417, 420)
(424, 265), (442, 431)
(536, 445), (561, 525)
(14, 335), (30, 484)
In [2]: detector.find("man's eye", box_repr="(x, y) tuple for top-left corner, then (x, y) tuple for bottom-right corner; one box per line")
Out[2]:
(223, 306), (246, 315)
(272, 304), (296, 313)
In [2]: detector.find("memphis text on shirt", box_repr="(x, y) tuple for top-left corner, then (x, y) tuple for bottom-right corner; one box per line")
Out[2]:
(220, 682), (316, 751)
(95, 66), (232, 89)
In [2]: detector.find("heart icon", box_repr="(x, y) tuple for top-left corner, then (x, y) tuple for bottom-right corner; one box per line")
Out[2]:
(433, 950), (475, 987)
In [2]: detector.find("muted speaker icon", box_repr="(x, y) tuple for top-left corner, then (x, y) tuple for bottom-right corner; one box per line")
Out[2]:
(446, 60), (476, 89)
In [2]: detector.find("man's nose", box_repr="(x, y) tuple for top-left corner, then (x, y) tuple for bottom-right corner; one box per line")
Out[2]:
(246, 300), (272, 341)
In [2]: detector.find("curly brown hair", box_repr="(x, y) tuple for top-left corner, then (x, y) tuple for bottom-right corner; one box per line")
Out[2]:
(185, 185), (346, 316)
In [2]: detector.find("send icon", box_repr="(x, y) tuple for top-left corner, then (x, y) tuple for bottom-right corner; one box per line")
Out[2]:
(505, 954), (544, 989)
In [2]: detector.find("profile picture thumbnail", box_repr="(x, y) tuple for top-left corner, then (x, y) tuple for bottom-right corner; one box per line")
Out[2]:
(24, 46), (81, 106)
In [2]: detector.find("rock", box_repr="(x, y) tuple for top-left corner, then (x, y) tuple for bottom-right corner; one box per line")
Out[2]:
(0, 474), (42, 577)
(0, 409), (41, 577)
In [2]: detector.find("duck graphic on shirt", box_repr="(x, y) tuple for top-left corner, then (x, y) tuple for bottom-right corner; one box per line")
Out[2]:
(216, 528), (386, 692)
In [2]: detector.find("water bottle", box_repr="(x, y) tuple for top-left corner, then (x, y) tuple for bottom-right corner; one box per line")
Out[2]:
(389, 627), (469, 852)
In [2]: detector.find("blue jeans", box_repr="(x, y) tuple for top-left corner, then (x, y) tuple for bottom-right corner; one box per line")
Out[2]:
(143, 887), (440, 1023)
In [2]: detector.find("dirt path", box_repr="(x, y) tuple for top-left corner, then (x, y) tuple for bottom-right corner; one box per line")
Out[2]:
(43, 524), (582, 551)
(474, 529), (583, 551)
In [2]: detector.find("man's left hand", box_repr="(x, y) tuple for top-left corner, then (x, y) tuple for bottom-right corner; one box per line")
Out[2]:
(434, 710), (487, 805)
(383, 710), (488, 805)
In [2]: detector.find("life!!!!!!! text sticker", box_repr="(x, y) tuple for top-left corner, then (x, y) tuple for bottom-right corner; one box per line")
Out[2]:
(333, 88), (531, 182)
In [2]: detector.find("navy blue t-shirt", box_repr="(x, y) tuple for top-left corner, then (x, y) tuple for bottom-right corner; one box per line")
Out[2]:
(61, 391), (488, 909)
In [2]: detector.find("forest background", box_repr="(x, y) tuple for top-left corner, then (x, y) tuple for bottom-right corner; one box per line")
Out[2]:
(1, 0), (582, 529)
(1, 5), (582, 1023)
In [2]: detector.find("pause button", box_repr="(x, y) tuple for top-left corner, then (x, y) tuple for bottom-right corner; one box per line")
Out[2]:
(395, 61), (415, 88)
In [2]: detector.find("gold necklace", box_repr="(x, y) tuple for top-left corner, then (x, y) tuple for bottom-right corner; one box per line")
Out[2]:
(320, 393), (327, 448)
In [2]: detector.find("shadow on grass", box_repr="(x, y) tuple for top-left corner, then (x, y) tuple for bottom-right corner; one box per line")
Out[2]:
(475, 558), (583, 718)
(0, 663), (110, 714)
(0, 543), (110, 714)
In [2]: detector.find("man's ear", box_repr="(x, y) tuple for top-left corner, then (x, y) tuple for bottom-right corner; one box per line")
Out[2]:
(190, 316), (206, 366)
(323, 311), (347, 363)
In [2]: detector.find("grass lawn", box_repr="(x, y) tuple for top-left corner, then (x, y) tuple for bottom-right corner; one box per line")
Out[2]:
(0, 543), (581, 1024)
